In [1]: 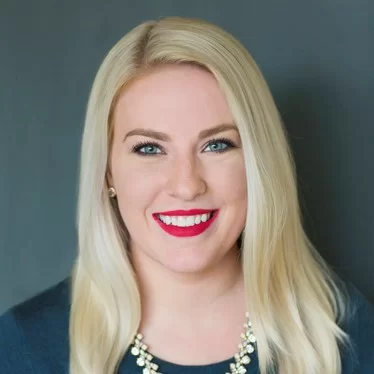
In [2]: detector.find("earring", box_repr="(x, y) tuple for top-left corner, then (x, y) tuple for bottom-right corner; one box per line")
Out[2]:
(108, 187), (117, 198)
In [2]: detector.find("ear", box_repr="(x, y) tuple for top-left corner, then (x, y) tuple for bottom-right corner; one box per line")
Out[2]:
(105, 163), (113, 188)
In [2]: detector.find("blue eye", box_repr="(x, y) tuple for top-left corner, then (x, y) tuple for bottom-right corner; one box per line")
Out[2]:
(131, 138), (236, 156)
(132, 142), (163, 155)
(203, 138), (236, 153)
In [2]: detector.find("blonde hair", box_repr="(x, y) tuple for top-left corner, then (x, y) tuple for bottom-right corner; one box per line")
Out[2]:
(70, 17), (350, 373)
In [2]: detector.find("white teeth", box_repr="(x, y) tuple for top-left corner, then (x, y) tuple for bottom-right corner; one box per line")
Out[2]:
(186, 216), (195, 226)
(178, 216), (186, 227)
(158, 212), (214, 227)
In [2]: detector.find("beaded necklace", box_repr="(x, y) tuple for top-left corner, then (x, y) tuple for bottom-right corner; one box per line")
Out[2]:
(130, 312), (256, 374)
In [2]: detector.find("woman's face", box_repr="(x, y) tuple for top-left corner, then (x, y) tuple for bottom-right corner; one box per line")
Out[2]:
(110, 64), (247, 274)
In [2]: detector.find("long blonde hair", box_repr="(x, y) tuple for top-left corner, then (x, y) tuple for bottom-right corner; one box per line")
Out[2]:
(70, 17), (350, 373)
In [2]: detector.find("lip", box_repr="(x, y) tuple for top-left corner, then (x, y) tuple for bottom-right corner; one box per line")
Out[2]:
(153, 209), (219, 237)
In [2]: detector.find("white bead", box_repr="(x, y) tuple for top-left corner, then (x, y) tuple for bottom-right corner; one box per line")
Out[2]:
(248, 334), (256, 343)
(131, 346), (139, 356)
(247, 344), (254, 353)
(238, 366), (247, 374)
(137, 357), (145, 366)
(241, 355), (251, 364)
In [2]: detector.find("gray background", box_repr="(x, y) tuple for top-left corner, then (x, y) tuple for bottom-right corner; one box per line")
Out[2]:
(0, 0), (373, 314)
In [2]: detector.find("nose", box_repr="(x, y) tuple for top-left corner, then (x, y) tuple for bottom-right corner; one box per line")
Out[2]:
(166, 155), (207, 201)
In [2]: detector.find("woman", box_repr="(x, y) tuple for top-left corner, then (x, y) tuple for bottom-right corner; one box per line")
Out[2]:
(1, 17), (373, 374)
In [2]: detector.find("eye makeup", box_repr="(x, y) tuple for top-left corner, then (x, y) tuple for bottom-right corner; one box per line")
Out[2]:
(130, 136), (239, 156)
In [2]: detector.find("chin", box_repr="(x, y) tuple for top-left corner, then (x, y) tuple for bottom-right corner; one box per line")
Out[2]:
(161, 253), (217, 275)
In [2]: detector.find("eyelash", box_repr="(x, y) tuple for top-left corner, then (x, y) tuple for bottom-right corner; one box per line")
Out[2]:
(204, 137), (237, 153)
(131, 137), (237, 156)
(131, 141), (164, 156)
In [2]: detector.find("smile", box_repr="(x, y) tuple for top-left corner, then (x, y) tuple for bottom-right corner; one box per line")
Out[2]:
(152, 209), (219, 237)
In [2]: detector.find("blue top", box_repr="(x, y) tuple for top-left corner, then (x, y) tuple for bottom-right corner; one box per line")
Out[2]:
(0, 277), (373, 373)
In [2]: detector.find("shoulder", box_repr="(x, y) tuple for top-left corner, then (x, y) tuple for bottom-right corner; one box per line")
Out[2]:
(340, 282), (374, 373)
(0, 277), (71, 373)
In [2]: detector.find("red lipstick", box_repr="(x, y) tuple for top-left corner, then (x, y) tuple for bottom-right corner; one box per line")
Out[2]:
(153, 209), (219, 237)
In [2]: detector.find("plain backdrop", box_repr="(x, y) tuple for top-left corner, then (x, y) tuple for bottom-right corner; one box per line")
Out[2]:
(0, 0), (373, 314)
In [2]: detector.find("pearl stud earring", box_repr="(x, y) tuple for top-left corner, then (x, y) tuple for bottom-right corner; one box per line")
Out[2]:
(108, 187), (117, 198)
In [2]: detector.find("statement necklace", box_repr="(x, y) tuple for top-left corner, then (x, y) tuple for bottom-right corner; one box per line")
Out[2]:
(130, 312), (256, 374)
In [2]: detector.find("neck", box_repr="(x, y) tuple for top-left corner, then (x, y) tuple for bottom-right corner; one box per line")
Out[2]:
(131, 246), (245, 328)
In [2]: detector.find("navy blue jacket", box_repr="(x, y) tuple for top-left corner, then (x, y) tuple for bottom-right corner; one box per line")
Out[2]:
(1, 277), (373, 373)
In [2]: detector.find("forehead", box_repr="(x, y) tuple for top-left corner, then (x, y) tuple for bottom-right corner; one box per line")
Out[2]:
(113, 64), (234, 135)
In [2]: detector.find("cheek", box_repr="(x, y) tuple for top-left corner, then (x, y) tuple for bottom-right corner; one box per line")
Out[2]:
(111, 159), (165, 213)
(118, 166), (157, 195)
(206, 157), (247, 204)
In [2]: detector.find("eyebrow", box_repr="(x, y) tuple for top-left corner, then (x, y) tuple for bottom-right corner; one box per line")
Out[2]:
(123, 123), (238, 142)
